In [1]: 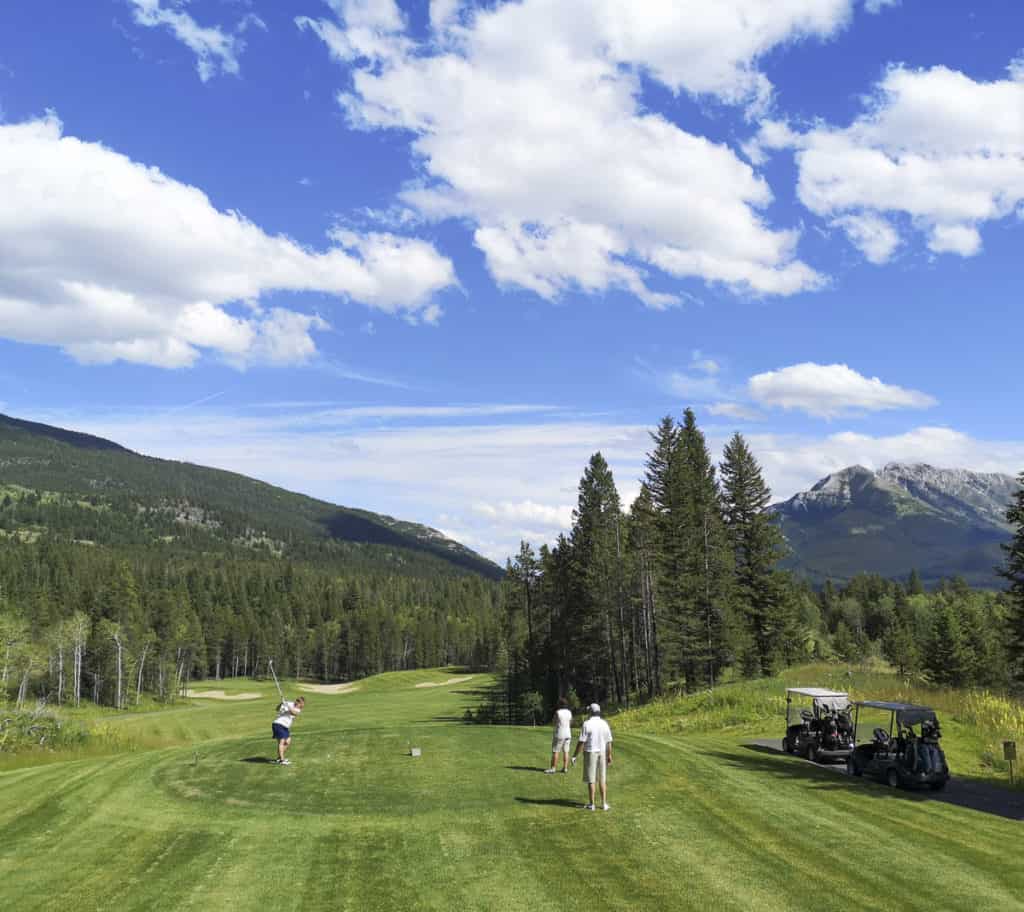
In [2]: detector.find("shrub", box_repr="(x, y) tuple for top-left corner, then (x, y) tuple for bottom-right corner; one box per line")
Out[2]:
(0, 704), (88, 753)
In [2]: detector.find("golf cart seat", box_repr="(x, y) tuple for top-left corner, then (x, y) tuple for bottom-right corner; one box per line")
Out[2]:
(872, 727), (890, 745)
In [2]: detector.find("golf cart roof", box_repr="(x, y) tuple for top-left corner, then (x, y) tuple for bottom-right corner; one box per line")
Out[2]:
(855, 701), (937, 726)
(786, 688), (849, 699)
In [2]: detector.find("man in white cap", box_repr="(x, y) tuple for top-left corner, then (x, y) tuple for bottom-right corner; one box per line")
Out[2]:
(572, 703), (613, 811)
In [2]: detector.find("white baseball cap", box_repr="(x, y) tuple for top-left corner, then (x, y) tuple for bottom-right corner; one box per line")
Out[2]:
(589, 703), (601, 714)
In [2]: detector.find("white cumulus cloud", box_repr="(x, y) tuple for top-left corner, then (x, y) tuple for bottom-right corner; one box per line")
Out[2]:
(748, 362), (937, 418)
(0, 116), (456, 368)
(755, 58), (1024, 262)
(472, 499), (574, 529)
(296, 0), (853, 304)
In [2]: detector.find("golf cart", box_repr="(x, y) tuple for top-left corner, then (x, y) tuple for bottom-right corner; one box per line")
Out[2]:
(782, 688), (855, 763)
(847, 701), (949, 791)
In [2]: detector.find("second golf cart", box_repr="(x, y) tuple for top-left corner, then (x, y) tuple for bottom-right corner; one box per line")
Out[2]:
(782, 688), (855, 763)
(847, 701), (950, 790)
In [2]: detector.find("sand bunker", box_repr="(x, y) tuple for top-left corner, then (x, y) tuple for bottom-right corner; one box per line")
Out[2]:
(185, 689), (263, 701)
(414, 675), (475, 689)
(297, 682), (362, 695)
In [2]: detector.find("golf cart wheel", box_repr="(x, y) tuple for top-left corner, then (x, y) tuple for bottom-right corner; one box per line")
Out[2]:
(847, 757), (861, 777)
(806, 744), (818, 763)
(885, 768), (900, 789)
(782, 736), (790, 754)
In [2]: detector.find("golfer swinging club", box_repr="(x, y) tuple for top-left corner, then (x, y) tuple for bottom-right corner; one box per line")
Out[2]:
(572, 703), (613, 811)
(272, 695), (304, 765)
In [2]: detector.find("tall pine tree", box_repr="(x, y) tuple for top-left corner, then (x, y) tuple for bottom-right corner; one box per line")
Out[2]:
(568, 453), (627, 702)
(925, 600), (970, 687)
(628, 486), (662, 696)
(643, 416), (681, 688)
(1001, 471), (1024, 682)
(720, 432), (791, 676)
(673, 409), (732, 688)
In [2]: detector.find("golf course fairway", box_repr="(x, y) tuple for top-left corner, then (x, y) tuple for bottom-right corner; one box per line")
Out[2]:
(2, 668), (1021, 912)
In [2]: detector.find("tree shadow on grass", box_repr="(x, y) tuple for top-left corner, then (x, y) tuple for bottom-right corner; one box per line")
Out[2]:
(239, 756), (278, 764)
(514, 797), (582, 808)
(704, 743), (1024, 822)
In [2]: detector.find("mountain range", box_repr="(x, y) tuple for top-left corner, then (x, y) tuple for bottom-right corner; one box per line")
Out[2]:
(0, 413), (502, 580)
(2, 412), (1018, 590)
(772, 462), (1018, 588)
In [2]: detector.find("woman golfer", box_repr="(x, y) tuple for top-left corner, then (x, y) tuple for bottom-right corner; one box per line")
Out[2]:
(272, 695), (304, 765)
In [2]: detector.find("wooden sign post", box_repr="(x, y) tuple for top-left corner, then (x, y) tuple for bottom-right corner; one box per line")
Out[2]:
(1004, 741), (1017, 786)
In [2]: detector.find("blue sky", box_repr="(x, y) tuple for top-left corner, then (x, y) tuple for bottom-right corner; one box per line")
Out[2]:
(1, 0), (1022, 561)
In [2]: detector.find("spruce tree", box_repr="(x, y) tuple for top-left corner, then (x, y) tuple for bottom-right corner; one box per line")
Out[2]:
(882, 620), (919, 677)
(643, 417), (681, 685)
(508, 541), (539, 686)
(674, 409), (733, 688)
(568, 453), (626, 702)
(1001, 471), (1024, 682)
(907, 568), (925, 596)
(720, 432), (790, 676)
(628, 486), (662, 695)
(925, 601), (970, 686)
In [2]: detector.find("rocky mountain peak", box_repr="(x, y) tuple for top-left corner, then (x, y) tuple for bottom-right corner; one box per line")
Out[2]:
(877, 462), (1016, 531)
(785, 464), (898, 514)
(772, 461), (1018, 587)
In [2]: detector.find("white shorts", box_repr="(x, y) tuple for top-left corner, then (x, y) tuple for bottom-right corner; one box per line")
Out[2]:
(552, 736), (571, 753)
(583, 751), (607, 784)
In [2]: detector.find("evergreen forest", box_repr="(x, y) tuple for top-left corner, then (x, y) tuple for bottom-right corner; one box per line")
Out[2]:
(1, 410), (1023, 719)
(495, 410), (1024, 720)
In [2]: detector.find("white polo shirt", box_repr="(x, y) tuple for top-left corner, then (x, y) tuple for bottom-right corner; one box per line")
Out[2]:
(579, 716), (612, 753)
(554, 708), (573, 740)
(274, 701), (299, 729)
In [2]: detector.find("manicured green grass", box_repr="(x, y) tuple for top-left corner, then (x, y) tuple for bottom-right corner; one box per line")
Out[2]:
(2, 666), (1022, 911)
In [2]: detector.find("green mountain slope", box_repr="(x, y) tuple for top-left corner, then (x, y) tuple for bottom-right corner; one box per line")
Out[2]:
(0, 413), (502, 580)
(773, 464), (1015, 588)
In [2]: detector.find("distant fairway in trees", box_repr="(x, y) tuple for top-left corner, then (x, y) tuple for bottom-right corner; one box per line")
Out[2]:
(2, 665), (1023, 911)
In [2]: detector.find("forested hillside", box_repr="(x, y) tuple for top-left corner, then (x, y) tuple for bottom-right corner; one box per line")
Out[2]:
(0, 414), (503, 710)
(0, 413), (501, 579)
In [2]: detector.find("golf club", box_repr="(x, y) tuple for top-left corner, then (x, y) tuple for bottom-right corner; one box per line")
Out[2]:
(268, 658), (284, 702)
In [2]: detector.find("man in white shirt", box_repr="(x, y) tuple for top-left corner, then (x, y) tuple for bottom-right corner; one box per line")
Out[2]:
(572, 703), (613, 811)
(271, 695), (304, 765)
(545, 697), (574, 774)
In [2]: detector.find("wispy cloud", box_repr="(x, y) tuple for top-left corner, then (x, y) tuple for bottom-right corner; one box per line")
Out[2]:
(162, 389), (231, 415)
(708, 402), (764, 422)
(128, 0), (246, 83)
